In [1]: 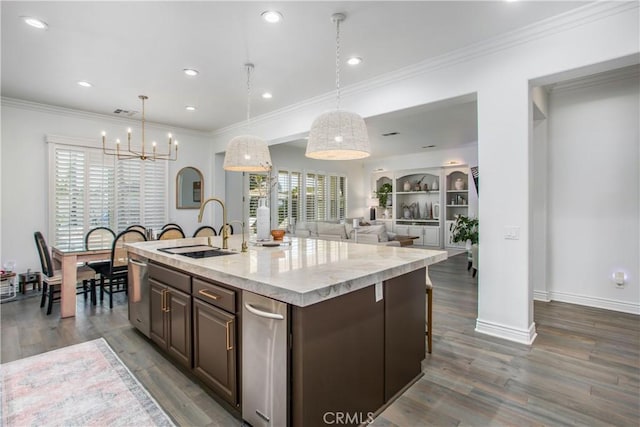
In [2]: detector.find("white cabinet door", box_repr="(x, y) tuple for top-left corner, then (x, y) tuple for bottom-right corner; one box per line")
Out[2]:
(424, 227), (440, 247)
(395, 225), (409, 235)
(408, 226), (424, 245)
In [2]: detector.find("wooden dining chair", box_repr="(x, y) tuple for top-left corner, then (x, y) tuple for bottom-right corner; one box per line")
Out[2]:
(161, 223), (183, 232)
(34, 231), (96, 315)
(157, 227), (185, 240)
(96, 229), (147, 309)
(126, 225), (147, 234)
(84, 227), (116, 304)
(193, 225), (217, 238)
(219, 224), (234, 236)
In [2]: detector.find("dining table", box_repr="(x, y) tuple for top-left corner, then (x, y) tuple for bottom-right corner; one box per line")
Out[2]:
(51, 246), (111, 318)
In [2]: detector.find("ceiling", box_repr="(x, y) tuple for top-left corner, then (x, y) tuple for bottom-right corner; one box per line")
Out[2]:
(2, 1), (589, 156)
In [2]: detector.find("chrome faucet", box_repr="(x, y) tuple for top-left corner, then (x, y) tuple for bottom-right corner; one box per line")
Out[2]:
(198, 197), (228, 249)
(228, 220), (247, 253)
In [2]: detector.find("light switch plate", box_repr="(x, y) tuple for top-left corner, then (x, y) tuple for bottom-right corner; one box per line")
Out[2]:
(504, 226), (520, 240)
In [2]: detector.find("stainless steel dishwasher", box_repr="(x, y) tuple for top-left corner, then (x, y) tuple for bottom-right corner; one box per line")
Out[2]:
(242, 291), (288, 427)
(128, 255), (150, 338)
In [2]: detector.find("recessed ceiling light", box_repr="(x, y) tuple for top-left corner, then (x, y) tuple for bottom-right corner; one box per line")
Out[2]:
(262, 92), (273, 99)
(261, 11), (283, 23)
(185, 106), (196, 111)
(77, 81), (92, 88)
(347, 57), (363, 66)
(22, 16), (48, 30)
(183, 68), (199, 77)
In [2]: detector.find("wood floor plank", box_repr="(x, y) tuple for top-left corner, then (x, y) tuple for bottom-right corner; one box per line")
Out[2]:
(2, 253), (638, 427)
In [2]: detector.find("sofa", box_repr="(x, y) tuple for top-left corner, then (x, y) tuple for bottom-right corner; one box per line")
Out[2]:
(294, 219), (401, 247)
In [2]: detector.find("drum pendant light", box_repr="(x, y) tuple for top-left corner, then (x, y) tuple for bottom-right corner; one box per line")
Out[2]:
(224, 63), (272, 172)
(306, 13), (370, 160)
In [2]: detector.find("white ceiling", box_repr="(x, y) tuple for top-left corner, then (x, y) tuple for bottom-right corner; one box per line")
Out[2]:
(2, 1), (589, 131)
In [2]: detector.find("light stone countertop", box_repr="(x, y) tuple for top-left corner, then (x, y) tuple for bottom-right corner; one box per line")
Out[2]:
(127, 235), (448, 307)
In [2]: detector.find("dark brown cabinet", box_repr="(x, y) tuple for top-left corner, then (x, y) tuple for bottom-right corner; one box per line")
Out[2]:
(149, 278), (192, 369)
(193, 298), (237, 405)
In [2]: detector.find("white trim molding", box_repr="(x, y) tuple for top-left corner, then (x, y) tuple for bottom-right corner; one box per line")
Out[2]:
(545, 291), (640, 315)
(475, 319), (538, 345)
(533, 290), (551, 302)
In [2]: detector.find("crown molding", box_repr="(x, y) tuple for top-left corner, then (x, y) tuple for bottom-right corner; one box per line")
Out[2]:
(212, 1), (638, 137)
(549, 63), (640, 93)
(1, 97), (212, 138)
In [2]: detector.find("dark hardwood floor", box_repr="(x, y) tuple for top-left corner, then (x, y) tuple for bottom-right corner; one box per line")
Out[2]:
(2, 254), (638, 426)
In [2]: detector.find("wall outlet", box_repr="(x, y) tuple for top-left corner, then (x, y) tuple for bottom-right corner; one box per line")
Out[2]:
(614, 272), (625, 287)
(504, 226), (520, 240)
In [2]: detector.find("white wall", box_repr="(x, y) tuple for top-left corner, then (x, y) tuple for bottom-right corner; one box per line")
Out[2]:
(0, 100), (212, 273)
(545, 74), (639, 313)
(207, 3), (638, 343)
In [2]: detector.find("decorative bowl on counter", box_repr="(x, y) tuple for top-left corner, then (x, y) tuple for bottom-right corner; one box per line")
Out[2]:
(271, 229), (285, 240)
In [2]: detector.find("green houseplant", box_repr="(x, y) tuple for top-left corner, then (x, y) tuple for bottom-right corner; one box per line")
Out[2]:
(450, 215), (479, 245)
(376, 183), (393, 208)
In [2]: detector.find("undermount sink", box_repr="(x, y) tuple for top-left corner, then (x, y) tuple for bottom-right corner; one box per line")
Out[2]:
(158, 245), (238, 259)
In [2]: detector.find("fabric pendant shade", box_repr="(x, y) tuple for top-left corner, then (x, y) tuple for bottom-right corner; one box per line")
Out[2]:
(223, 63), (272, 172)
(223, 135), (272, 172)
(306, 110), (370, 160)
(306, 13), (371, 160)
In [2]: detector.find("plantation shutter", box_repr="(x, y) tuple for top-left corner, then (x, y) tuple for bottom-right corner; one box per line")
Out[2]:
(87, 150), (115, 230)
(142, 160), (167, 231)
(291, 171), (301, 226)
(317, 174), (326, 220)
(329, 175), (339, 219)
(277, 170), (290, 229)
(305, 173), (316, 222)
(116, 159), (142, 231)
(339, 176), (347, 219)
(54, 147), (86, 250)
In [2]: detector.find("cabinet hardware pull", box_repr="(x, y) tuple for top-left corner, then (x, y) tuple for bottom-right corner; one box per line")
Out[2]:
(129, 259), (148, 267)
(244, 303), (285, 320)
(226, 319), (233, 350)
(161, 289), (166, 311)
(164, 290), (171, 313)
(198, 289), (220, 300)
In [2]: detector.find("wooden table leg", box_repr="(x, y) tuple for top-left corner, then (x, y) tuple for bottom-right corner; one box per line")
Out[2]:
(60, 254), (78, 318)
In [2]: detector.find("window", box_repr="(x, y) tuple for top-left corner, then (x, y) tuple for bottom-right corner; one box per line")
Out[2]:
(50, 142), (167, 249)
(276, 169), (347, 227)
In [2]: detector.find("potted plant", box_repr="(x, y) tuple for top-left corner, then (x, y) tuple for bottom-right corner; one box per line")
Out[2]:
(376, 183), (392, 208)
(376, 183), (393, 218)
(450, 215), (479, 246)
(450, 215), (479, 274)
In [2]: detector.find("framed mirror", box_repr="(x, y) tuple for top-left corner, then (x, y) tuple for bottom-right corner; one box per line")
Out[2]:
(176, 167), (203, 209)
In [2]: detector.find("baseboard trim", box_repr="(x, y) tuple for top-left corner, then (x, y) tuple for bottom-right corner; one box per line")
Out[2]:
(546, 290), (640, 315)
(533, 290), (551, 302)
(475, 319), (537, 345)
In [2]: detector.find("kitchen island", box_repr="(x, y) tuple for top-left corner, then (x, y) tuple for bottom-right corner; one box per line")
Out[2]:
(127, 235), (447, 427)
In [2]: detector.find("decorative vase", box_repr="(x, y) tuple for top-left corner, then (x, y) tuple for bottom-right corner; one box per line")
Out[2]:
(454, 178), (464, 190)
(432, 180), (438, 191)
(403, 181), (411, 192)
(256, 197), (271, 241)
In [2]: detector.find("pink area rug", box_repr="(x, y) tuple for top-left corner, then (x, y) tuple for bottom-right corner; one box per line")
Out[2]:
(1, 338), (174, 426)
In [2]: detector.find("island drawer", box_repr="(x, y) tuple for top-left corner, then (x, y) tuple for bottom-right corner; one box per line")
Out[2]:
(193, 278), (236, 313)
(148, 262), (191, 293)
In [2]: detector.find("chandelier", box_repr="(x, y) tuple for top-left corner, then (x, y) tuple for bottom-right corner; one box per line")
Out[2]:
(101, 95), (178, 161)
(306, 13), (371, 160)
